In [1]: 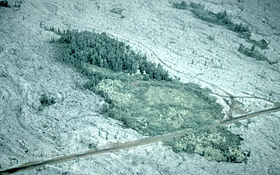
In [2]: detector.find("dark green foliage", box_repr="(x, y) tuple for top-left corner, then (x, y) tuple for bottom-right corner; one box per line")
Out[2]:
(40, 94), (56, 107)
(190, 3), (251, 38)
(172, 1), (251, 38)
(89, 73), (248, 162)
(170, 126), (249, 163)
(189, 2), (204, 9)
(172, 1), (269, 50)
(110, 8), (125, 15)
(0, 0), (9, 7)
(0, 0), (22, 8)
(256, 39), (268, 50)
(207, 35), (215, 41)
(172, 1), (269, 49)
(172, 1), (188, 10)
(53, 30), (248, 163)
(55, 30), (171, 81)
(94, 79), (224, 135)
(40, 23), (63, 36)
(228, 23), (251, 38)
(238, 44), (276, 64)
(248, 39), (268, 50)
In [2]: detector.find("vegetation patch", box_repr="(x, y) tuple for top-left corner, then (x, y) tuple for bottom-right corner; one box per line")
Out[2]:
(110, 7), (125, 18)
(92, 75), (223, 135)
(172, 1), (188, 10)
(56, 30), (170, 81)
(0, 0), (9, 7)
(238, 44), (277, 65)
(247, 39), (268, 50)
(110, 8), (125, 15)
(172, 1), (268, 49)
(0, 0), (22, 8)
(171, 126), (249, 162)
(40, 94), (56, 106)
(52, 30), (249, 163)
(172, 1), (250, 38)
(38, 94), (56, 111)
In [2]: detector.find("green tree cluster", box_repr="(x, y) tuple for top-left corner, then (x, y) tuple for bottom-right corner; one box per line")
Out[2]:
(172, 1), (250, 38)
(56, 30), (170, 81)
(188, 2), (251, 38)
(172, 1), (269, 49)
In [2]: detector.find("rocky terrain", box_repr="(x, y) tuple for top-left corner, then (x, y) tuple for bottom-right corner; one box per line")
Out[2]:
(0, 0), (280, 174)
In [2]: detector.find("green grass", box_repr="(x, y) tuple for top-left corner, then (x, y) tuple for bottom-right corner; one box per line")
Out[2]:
(93, 77), (223, 135)
(52, 30), (249, 163)
(83, 64), (248, 162)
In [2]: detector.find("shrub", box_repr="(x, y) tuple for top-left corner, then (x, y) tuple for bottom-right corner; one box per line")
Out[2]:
(207, 35), (215, 41)
(40, 94), (56, 107)
(257, 39), (269, 49)
(0, 0), (9, 7)
(0, 0), (22, 8)
(189, 2), (204, 9)
(248, 39), (268, 50)
(170, 126), (249, 162)
(238, 44), (276, 64)
(172, 1), (188, 10)
(110, 8), (125, 15)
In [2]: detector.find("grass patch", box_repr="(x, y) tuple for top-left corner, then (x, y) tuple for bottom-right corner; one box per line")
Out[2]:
(85, 65), (248, 163)
(93, 77), (224, 135)
(52, 29), (249, 163)
(238, 44), (277, 65)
